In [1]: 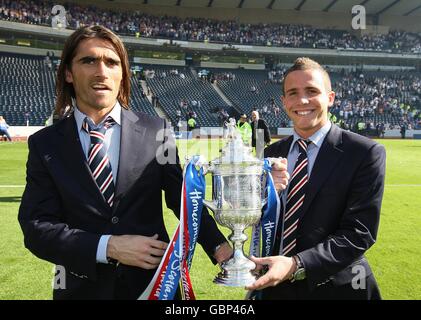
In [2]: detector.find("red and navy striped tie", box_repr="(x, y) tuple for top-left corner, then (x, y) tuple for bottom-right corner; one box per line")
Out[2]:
(281, 139), (311, 256)
(83, 116), (116, 207)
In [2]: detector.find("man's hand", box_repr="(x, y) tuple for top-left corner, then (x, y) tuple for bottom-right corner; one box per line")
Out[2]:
(270, 157), (289, 193)
(213, 242), (233, 264)
(107, 234), (168, 269)
(245, 255), (296, 290)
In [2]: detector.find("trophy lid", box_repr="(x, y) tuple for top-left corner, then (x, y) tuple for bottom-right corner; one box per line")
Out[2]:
(213, 119), (262, 166)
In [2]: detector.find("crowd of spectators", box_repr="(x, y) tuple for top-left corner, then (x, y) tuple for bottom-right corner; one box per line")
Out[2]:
(213, 67), (421, 131)
(1, 0), (421, 54)
(329, 72), (421, 130)
(209, 65), (421, 130)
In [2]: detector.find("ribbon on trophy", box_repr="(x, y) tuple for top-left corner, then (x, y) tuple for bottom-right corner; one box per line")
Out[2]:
(250, 158), (281, 258)
(138, 155), (206, 300)
(246, 158), (281, 299)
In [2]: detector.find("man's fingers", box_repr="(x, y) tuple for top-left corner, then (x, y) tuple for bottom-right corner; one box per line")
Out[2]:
(253, 264), (264, 272)
(147, 234), (168, 250)
(149, 239), (168, 250)
(273, 175), (289, 185)
(139, 260), (159, 270)
(272, 169), (289, 180)
(150, 247), (166, 257)
(273, 169), (289, 192)
(248, 255), (276, 288)
(143, 254), (162, 266)
(271, 157), (287, 170)
(281, 171), (290, 180)
(270, 157), (289, 191)
(246, 263), (282, 290)
(246, 273), (272, 290)
(250, 255), (272, 265)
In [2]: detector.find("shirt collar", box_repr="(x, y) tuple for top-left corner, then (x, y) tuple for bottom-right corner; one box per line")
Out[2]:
(291, 121), (332, 151)
(74, 101), (122, 131)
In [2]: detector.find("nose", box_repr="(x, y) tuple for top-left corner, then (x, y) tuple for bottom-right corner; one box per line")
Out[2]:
(94, 60), (108, 78)
(299, 95), (309, 105)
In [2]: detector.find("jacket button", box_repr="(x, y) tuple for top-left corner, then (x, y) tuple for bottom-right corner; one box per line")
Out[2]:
(111, 216), (119, 224)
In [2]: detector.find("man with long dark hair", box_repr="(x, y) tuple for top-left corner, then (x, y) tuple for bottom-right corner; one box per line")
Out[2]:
(18, 25), (233, 299)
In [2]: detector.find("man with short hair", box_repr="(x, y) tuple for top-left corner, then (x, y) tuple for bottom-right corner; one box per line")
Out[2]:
(247, 57), (385, 300)
(250, 110), (271, 158)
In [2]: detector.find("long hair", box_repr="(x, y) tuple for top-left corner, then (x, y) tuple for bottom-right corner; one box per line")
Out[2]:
(55, 25), (131, 117)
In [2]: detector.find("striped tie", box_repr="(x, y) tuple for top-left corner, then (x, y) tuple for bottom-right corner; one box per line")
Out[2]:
(83, 116), (116, 207)
(281, 139), (311, 256)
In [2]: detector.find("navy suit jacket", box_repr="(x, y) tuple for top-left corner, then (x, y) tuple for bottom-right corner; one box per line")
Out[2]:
(262, 124), (386, 299)
(18, 108), (226, 299)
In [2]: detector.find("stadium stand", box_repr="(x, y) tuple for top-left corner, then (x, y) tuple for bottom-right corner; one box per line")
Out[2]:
(1, 51), (419, 130)
(329, 71), (421, 131)
(1, 0), (421, 54)
(0, 1), (420, 133)
(128, 76), (158, 117)
(0, 52), (55, 126)
(144, 66), (230, 127)
(213, 68), (289, 128)
(0, 52), (158, 126)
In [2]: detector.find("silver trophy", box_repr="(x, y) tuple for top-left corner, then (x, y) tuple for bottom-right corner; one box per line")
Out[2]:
(203, 120), (264, 286)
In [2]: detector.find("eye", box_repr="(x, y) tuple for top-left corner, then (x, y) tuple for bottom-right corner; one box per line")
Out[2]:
(82, 58), (95, 64)
(107, 60), (120, 66)
(308, 89), (319, 95)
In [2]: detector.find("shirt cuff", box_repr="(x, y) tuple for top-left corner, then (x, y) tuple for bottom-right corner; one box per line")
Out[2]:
(96, 235), (112, 264)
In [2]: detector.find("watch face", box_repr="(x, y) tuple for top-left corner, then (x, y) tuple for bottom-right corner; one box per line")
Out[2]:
(295, 268), (306, 281)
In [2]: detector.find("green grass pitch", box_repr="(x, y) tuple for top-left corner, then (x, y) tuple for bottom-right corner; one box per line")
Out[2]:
(0, 138), (420, 299)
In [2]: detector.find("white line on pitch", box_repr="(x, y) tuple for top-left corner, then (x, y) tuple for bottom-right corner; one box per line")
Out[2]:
(0, 185), (25, 188)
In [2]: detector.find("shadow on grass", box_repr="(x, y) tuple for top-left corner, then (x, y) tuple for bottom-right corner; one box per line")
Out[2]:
(0, 196), (22, 203)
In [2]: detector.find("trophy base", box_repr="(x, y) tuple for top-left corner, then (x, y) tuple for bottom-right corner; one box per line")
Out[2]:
(213, 271), (257, 287)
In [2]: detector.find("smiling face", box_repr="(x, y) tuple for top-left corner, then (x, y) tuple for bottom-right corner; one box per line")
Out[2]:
(281, 68), (335, 139)
(65, 38), (122, 123)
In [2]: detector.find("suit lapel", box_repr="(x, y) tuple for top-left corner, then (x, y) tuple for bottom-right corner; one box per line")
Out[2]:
(114, 109), (147, 199)
(56, 114), (112, 215)
(278, 136), (293, 158)
(300, 124), (344, 218)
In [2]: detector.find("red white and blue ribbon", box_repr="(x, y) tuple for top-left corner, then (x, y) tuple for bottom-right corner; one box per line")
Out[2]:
(138, 156), (206, 300)
(246, 159), (281, 300)
(250, 158), (281, 258)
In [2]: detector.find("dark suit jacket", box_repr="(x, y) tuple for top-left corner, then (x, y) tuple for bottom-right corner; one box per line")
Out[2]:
(18, 108), (226, 300)
(262, 124), (386, 300)
(251, 119), (271, 147)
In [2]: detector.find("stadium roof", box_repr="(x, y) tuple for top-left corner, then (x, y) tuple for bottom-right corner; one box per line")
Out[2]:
(109, 0), (421, 17)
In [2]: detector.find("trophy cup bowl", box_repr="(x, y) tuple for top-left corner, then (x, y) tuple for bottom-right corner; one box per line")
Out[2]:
(203, 126), (264, 287)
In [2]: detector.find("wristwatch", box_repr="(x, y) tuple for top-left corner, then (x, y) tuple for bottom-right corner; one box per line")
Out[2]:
(290, 255), (306, 282)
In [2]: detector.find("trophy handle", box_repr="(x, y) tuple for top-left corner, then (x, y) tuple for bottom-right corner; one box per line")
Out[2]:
(202, 162), (214, 175)
(203, 199), (217, 213)
(261, 169), (268, 209)
(261, 198), (268, 208)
